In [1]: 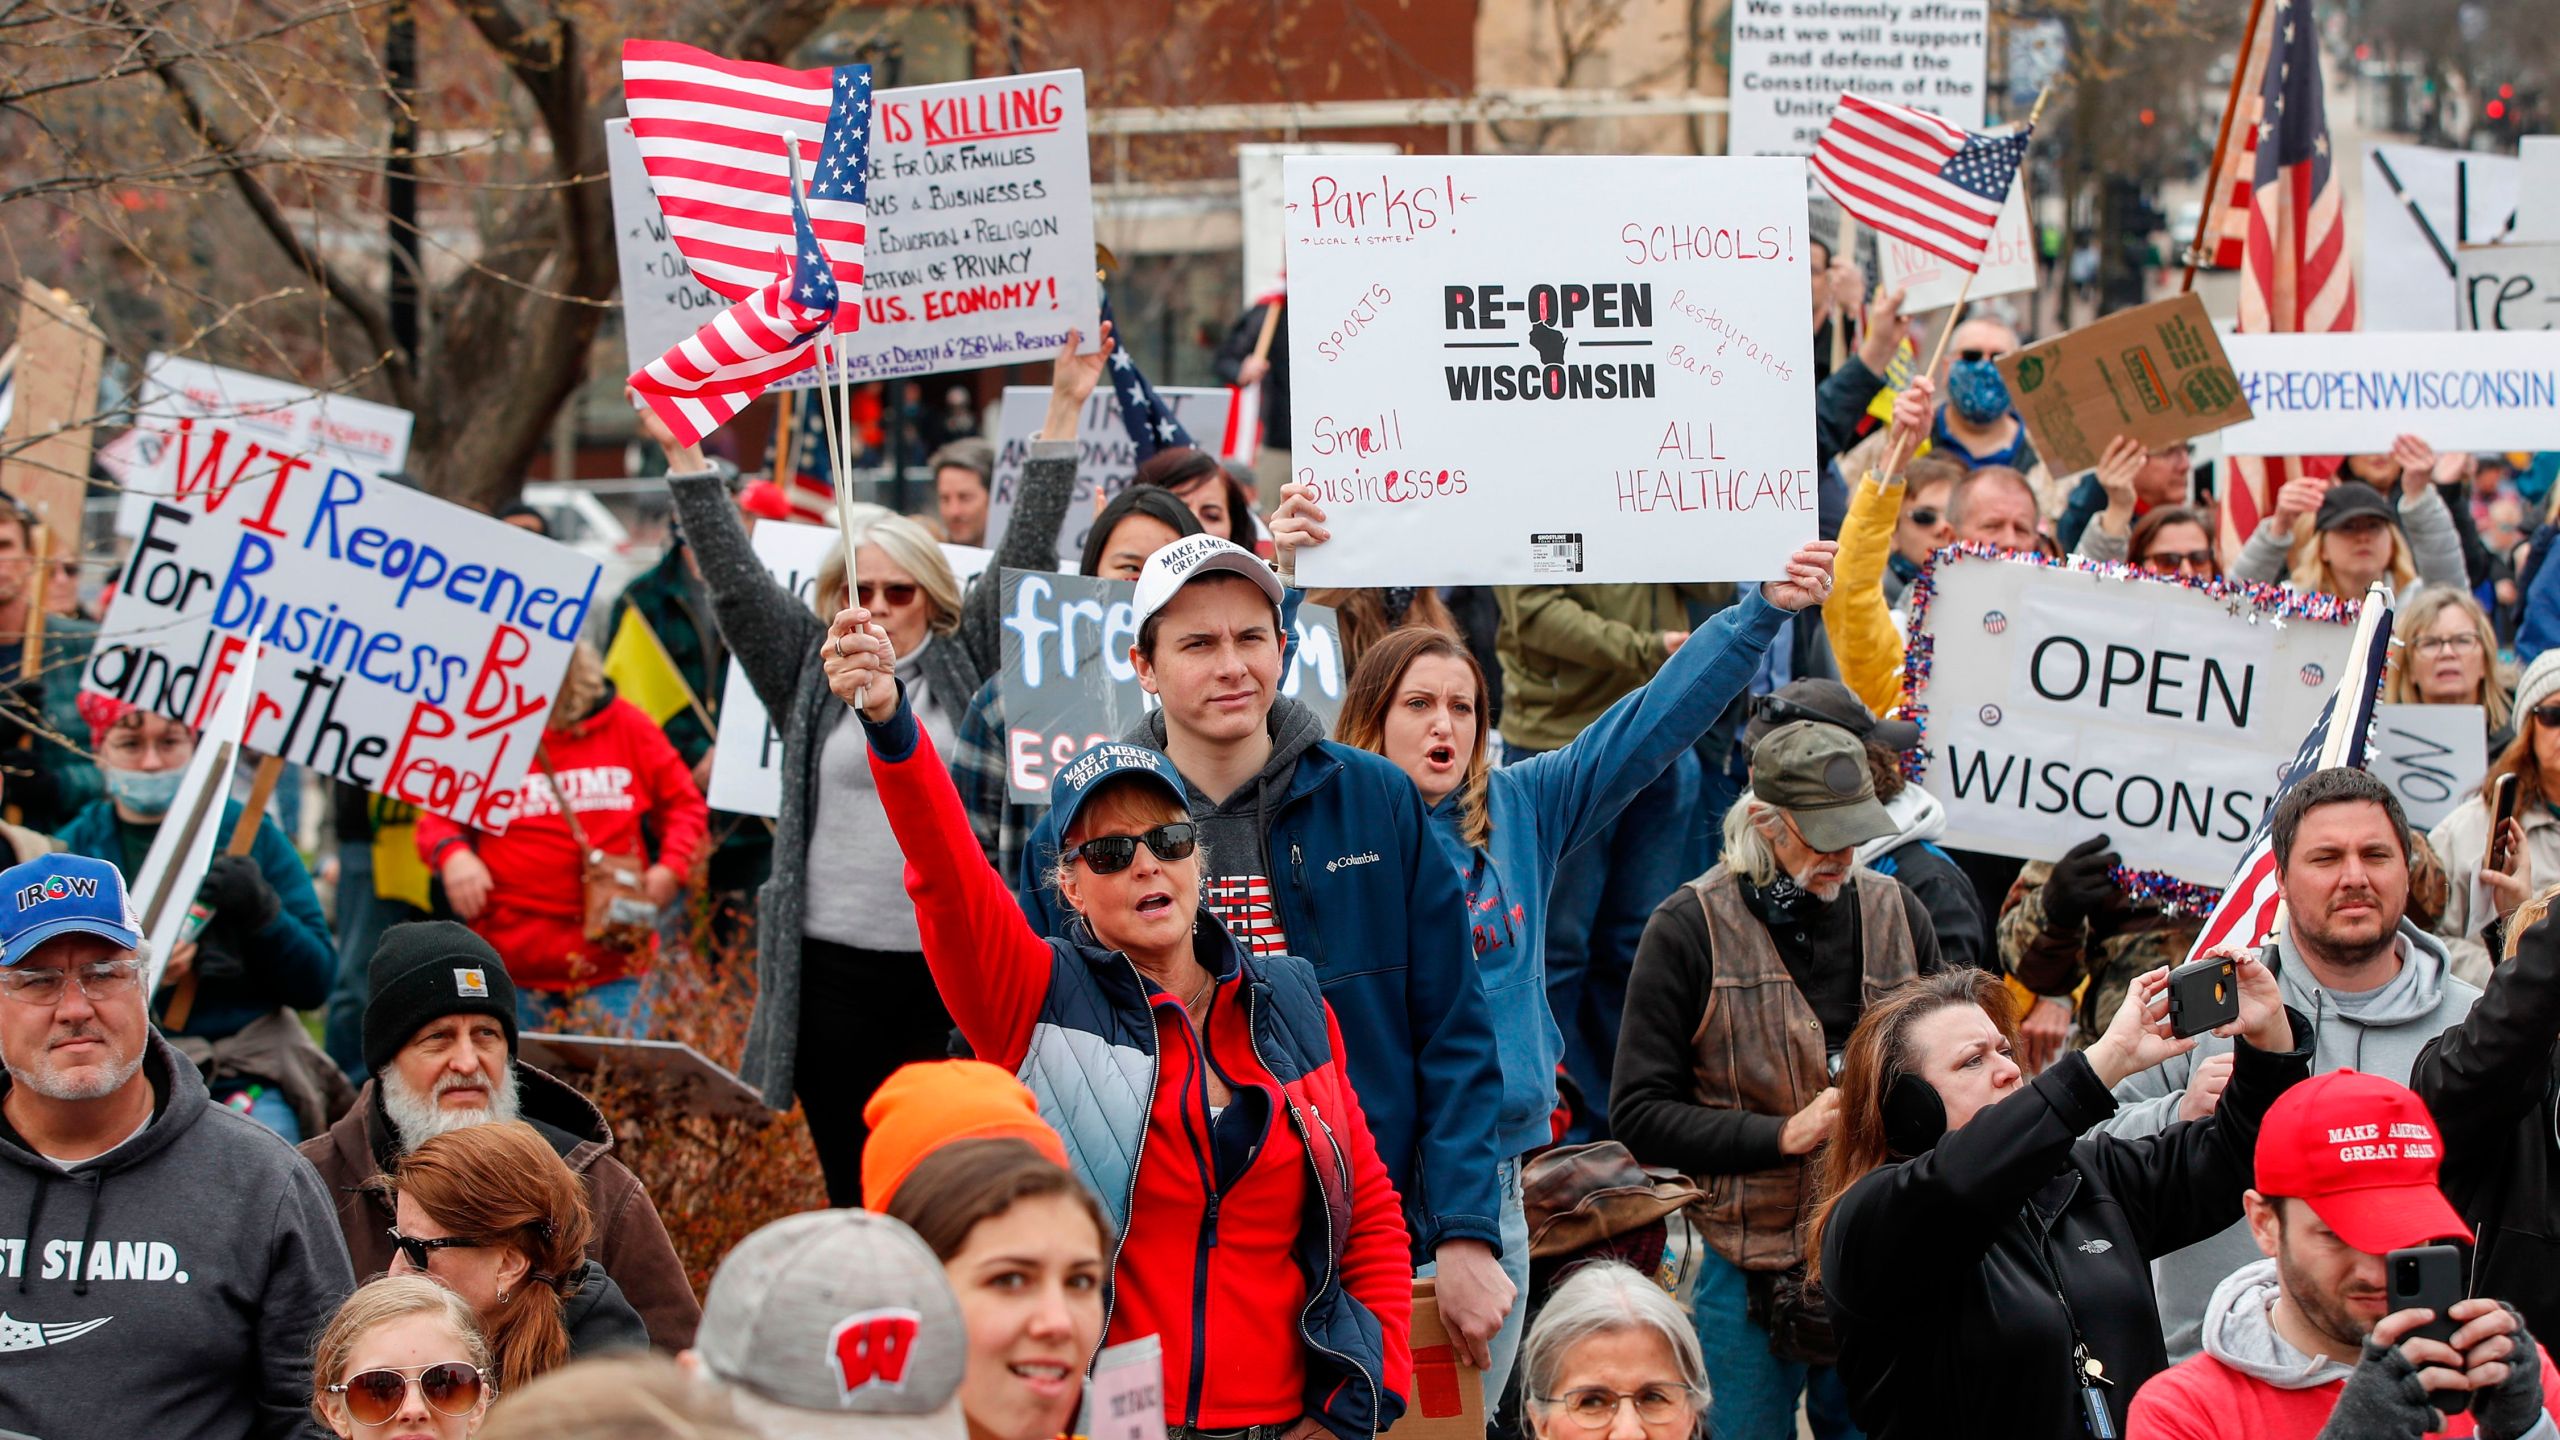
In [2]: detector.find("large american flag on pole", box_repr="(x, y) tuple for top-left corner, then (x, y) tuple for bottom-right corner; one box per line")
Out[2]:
(2185, 582), (2395, 961)
(1809, 94), (2032, 271)
(621, 41), (870, 312)
(2221, 0), (2358, 566)
(626, 186), (836, 447)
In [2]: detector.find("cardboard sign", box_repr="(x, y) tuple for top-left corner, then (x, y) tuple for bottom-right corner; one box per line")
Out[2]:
(1725, 0), (1987, 159)
(1995, 294), (2252, 476)
(1406, 1278), (1489, 1440)
(2363, 145), (2523, 333)
(1241, 142), (1399, 305)
(615, 72), (1100, 384)
(1283, 155), (1818, 587)
(982, 386), (1234, 569)
(2369, 702), (2487, 832)
(2216, 330), (2560, 456)
(1078, 1337), (1166, 1440)
(2456, 242), (2560, 332)
(85, 443), (595, 832)
(112, 356), (415, 538)
(0, 282), (105, 547)
(1879, 185), (2037, 315)
(1914, 552), (2358, 886)
(997, 569), (1342, 803)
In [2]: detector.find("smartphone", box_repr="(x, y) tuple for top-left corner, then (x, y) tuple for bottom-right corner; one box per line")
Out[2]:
(2491, 772), (2523, 872)
(2387, 1244), (2472, 1415)
(2165, 956), (2240, 1039)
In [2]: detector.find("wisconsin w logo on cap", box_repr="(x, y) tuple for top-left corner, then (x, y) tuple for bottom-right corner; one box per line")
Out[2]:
(830, 1308), (923, 1399)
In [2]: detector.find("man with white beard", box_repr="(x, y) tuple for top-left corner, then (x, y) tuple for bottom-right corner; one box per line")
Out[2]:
(297, 920), (699, 1349)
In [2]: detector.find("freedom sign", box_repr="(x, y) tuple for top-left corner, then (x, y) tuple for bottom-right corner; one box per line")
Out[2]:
(1283, 156), (1818, 587)
(998, 569), (1343, 803)
(84, 438), (598, 832)
(1912, 552), (2358, 885)
(983, 385), (1234, 570)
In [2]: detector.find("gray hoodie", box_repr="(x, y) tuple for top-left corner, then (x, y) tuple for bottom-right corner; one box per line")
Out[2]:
(0, 1035), (356, 1440)
(2103, 920), (2481, 1359)
(2198, 1258), (2358, 1392)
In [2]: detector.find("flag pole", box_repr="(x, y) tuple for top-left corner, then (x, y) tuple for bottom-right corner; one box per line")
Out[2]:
(790, 133), (870, 710)
(2182, 0), (2272, 293)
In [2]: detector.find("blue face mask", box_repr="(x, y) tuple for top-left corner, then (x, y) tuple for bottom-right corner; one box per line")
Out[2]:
(106, 767), (184, 820)
(1947, 359), (2013, 424)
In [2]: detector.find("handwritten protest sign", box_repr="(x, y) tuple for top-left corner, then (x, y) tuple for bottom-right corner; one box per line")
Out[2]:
(112, 356), (415, 538)
(84, 438), (595, 832)
(1078, 1337), (1165, 1440)
(2363, 144), (2523, 333)
(998, 569), (1342, 803)
(2457, 243), (2560, 332)
(1878, 186), (2036, 314)
(1912, 551), (2358, 885)
(983, 386), (1234, 569)
(1283, 155), (1817, 587)
(1241, 142), (1398, 306)
(1995, 294), (2252, 476)
(2369, 703), (2486, 832)
(1727, 0), (1987, 159)
(2217, 330), (2560, 455)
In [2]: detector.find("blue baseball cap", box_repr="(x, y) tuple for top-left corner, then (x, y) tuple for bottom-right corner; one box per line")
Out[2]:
(0, 854), (144, 965)
(1048, 741), (1189, 854)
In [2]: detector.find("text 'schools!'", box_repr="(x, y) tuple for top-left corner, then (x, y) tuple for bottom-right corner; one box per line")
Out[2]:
(84, 422), (599, 832)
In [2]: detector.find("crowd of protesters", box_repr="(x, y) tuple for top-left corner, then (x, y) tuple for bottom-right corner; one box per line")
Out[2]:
(9, 197), (2560, 1440)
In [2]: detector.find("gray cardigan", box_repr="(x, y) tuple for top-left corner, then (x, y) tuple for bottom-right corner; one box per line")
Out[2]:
(666, 464), (1070, 1108)
(2228, 482), (2468, 602)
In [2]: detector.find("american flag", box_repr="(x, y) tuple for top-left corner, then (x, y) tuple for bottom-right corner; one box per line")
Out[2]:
(777, 387), (840, 522)
(2198, 3), (2275, 272)
(2221, 0), (2358, 565)
(626, 186), (835, 448)
(1101, 291), (1194, 461)
(1809, 95), (2032, 272)
(2185, 583), (2395, 961)
(621, 41), (870, 311)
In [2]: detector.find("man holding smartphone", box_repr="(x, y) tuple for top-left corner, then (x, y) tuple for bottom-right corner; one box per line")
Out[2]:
(2130, 1071), (2560, 1438)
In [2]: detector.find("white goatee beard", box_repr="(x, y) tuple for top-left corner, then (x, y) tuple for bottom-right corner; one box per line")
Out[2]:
(382, 1065), (522, 1153)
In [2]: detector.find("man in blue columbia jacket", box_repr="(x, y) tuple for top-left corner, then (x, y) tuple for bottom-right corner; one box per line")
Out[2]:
(1015, 535), (1513, 1366)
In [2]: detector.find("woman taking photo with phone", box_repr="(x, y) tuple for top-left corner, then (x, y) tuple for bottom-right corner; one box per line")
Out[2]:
(1808, 955), (2308, 1439)
(2430, 648), (2558, 985)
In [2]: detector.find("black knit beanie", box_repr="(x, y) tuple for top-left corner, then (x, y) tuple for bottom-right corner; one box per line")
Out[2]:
(363, 921), (519, 1077)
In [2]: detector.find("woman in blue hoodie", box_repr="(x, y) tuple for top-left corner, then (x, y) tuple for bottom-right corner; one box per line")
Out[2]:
(1278, 481), (1837, 1393)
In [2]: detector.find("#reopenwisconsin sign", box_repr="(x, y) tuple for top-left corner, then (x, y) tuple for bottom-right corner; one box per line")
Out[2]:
(1284, 156), (1818, 588)
(1914, 553), (2359, 886)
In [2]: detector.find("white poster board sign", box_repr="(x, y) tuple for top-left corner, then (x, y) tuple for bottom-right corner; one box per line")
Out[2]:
(983, 386), (1233, 569)
(2456, 242), (2560, 332)
(2362, 145), (2522, 333)
(1915, 554), (2358, 885)
(1726, 0), (1987, 159)
(612, 70), (1099, 384)
(113, 356), (414, 538)
(130, 644), (256, 996)
(87, 446), (597, 831)
(1879, 185), (2036, 314)
(1079, 1337), (1166, 1440)
(2217, 331), (2560, 455)
(1241, 142), (1401, 306)
(2369, 702), (2487, 832)
(1283, 155), (1817, 587)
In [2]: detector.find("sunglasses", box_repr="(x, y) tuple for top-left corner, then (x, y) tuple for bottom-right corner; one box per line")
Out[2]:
(1903, 506), (1942, 528)
(328, 1362), (488, 1426)
(2144, 549), (2216, 571)
(1066, 822), (1198, 875)
(1956, 348), (2009, 363)
(2536, 704), (2560, 731)
(386, 1226), (484, 1272)
(856, 580), (920, 607)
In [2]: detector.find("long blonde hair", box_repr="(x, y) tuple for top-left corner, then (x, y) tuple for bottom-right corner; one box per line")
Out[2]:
(815, 509), (961, 635)
(2386, 586), (2512, 730)
(310, 1276), (493, 1429)
(2285, 508), (2416, 599)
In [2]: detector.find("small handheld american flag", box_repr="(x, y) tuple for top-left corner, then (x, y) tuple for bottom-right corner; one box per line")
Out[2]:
(1101, 291), (1194, 462)
(1810, 94), (2032, 272)
(626, 184), (837, 448)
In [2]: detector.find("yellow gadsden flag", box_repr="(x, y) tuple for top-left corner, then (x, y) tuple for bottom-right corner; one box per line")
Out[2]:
(603, 607), (698, 728)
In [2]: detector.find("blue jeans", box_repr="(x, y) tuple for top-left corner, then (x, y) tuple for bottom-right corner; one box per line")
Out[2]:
(1691, 1247), (1862, 1440)
(1488, 1156), (1530, 1401)
(516, 977), (647, 1037)
(210, 1079), (302, 1144)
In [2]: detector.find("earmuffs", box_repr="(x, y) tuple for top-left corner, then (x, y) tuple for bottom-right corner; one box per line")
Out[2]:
(1883, 1071), (1948, 1158)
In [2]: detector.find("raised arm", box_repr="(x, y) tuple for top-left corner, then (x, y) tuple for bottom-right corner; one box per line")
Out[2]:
(958, 325), (1113, 677)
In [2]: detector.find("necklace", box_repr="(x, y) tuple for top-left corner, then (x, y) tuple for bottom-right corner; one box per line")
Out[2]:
(1180, 969), (1217, 1016)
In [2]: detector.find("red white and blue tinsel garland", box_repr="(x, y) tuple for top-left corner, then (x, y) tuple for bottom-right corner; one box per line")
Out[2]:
(1894, 543), (2364, 916)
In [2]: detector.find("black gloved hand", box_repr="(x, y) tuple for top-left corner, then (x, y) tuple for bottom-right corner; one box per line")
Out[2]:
(196, 853), (281, 932)
(2314, 1337), (2447, 1440)
(188, 921), (250, 986)
(2474, 1303), (2547, 1440)
(2041, 834), (2124, 931)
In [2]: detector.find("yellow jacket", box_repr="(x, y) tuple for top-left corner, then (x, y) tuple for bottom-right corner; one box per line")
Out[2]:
(1827, 471), (1908, 718)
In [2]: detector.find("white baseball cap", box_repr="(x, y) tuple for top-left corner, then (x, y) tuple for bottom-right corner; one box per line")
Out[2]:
(1130, 533), (1285, 634)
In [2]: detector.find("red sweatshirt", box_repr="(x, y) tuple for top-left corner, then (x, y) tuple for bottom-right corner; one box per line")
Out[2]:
(868, 718), (1413, 1430)
(416, 695), (707, 991)
(2132, 1341), (2560, 1437)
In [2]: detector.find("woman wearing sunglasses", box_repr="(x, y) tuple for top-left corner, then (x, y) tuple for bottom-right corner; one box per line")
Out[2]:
(2428, 646), (2558, 985)
(312, 1275), (494, 1439)
(2125, 504), (2221, 580)
(822, 608), (1416, 1440)
(379, 1121), (649, 1391)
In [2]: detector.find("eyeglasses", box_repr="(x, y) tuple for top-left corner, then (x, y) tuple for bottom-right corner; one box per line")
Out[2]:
(2534, 703), (2560, 731)
(2148, 443), (2196, 461)
(856, 580), (920, 607)
(1535, 1386), (1695, 1429)
(2413, 632), (2484, 657)
(1902, 507), (1942, 528)
(0, 958), (144, 1007)
(1065, 822), (1198, 876)
(327, 1362), (489, 1426)
(1956, 348), (2009, 363)
(386, 1227), (485, 1272)
(2143, 550), (2217, 572)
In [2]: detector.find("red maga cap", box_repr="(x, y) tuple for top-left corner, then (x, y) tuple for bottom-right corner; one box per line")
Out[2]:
(2254, 1069), (2472, 1254)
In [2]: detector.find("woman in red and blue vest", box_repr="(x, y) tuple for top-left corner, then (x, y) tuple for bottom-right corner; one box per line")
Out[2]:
(823, 599), (1413, 1440)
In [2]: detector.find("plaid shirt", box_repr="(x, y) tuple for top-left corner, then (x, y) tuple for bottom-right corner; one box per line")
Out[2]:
(950, 672), (1042, 885)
